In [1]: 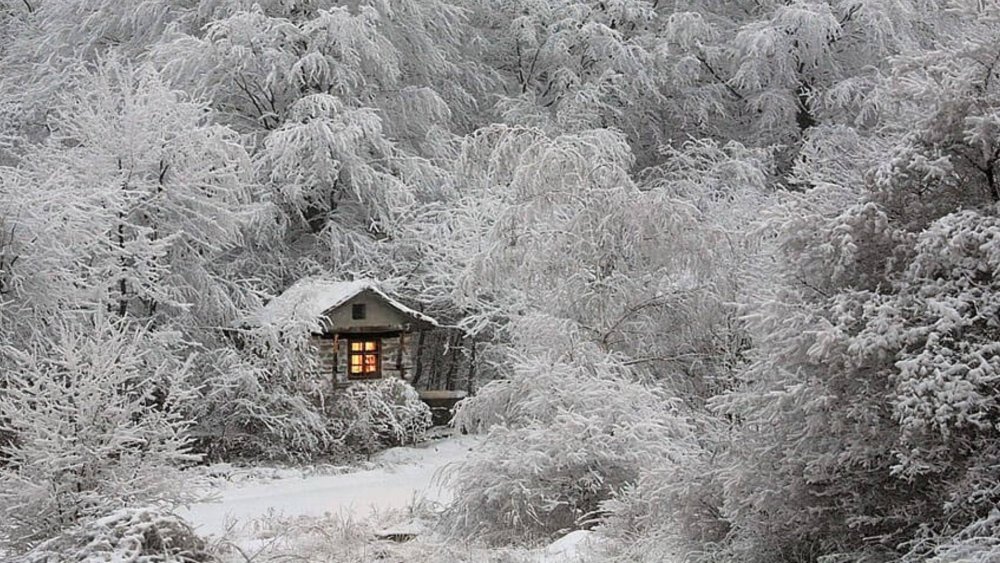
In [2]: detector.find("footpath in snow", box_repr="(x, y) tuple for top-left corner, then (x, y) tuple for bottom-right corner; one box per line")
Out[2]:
(178, 433), (477, 538)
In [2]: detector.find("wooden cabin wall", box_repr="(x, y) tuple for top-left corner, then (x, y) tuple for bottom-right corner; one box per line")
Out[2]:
(309, 335), (339, 386)
(310, 329), (491, 393)
(309, 333), (413, 387)
(379, 334), (413, 381)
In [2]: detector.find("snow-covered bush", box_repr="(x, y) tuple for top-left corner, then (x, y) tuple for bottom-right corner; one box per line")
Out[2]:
(0, 315), (200, 552)
(916, 509), (1000, 563)
(697, 204), (1000, 563)
(187, 330), (333, 461)
(15, 507), (209, 563)
(671, 14), (1000, 558)
(598, 424), (731, 562)
(328, 378), (432, 455)
(445, 316), (696, 545)
(209, 505), (556, 563)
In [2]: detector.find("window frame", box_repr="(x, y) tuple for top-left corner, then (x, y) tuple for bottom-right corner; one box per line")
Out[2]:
(346, 337), (381, 379)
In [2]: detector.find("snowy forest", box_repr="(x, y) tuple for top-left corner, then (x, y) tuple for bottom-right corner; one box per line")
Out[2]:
(2, 0), (1000, 561)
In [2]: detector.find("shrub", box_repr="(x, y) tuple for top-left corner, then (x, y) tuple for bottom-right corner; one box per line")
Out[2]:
(0, 316), (200, 552)
(187, 344), (332, 461)
(328, 378), (432, 455)
(16, 507), (210, 563)
(444, 319), (696, 546)
(597, 423), (731, 563)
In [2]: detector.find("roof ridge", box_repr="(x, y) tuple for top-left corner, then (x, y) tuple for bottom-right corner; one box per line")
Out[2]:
(247, 278), (437, 328)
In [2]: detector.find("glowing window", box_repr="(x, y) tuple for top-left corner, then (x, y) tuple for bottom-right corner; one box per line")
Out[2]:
(348, 339), (380, 378)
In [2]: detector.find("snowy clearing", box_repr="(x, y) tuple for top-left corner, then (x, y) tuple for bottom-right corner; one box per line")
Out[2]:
(179, 433), (477, 538)
(176, 433), (610, 562)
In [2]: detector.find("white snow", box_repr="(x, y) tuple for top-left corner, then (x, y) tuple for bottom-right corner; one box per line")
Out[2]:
(246, 278), (438, 328)
(177, 434), (475, 538)
(173, 433), (616, 561)
(540, 530), (599, 562)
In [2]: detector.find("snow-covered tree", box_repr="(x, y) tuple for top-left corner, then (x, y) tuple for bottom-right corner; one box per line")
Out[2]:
(150, 1), (484, 290)
(416, 124), (769, 396)
(655, 1), (937, 146)
(0, 314), (199, 552)
(433, 124), (771, 544)
(0, 59), (337, 463)
(468, 0), (667, 147)
(0, 59), (264, 333)
(648, 4), (1000, 561)
(0, 0), (198, 138)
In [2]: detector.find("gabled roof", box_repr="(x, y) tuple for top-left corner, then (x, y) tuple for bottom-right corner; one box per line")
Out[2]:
(248, 278), (438, 329)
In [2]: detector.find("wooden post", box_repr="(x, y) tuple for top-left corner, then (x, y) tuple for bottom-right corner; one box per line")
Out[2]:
(331, 333), (340, 387)
(429, 331), (442, 389)
(412, 330), (426, 386)
(396, 331), (405, 379)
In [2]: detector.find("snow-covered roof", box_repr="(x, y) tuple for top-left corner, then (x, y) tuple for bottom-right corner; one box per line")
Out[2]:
(248, 278), (437, 329)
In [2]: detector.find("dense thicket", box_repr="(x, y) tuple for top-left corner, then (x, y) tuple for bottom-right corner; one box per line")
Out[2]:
(1, 1), (998, 561)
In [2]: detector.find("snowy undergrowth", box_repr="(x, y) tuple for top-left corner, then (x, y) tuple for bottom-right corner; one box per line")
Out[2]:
(208, 503), (606, 563)
(444, 316), (698, 546)
(328, 378), (433, 456)
(18, 507), (210, 563)
(180, 431), (607, 562)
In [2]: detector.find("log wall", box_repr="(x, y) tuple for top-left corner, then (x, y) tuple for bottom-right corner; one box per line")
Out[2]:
(309, 332), (416, 388)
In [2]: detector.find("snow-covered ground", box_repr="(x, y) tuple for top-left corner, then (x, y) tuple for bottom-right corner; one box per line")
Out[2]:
(177, 433), (605, 562)
(179, 433), (476, 538)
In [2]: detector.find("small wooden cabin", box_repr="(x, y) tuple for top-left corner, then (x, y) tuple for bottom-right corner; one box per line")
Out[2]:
(254, 279), (438, 387)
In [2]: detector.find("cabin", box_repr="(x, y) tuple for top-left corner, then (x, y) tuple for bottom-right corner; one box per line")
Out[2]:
(251, 279), (439, 387)
(249, 278), (469, 423)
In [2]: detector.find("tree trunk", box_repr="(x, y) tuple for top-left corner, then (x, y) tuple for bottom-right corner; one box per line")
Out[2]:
(795, 83), (816, 132)
(466, 338), (477, 394)
(444, 331), (461, 391)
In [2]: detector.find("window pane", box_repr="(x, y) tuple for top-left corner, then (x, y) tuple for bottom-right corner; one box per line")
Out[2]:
(347, 339), (380, 378)
(352, 303), (366, 320)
